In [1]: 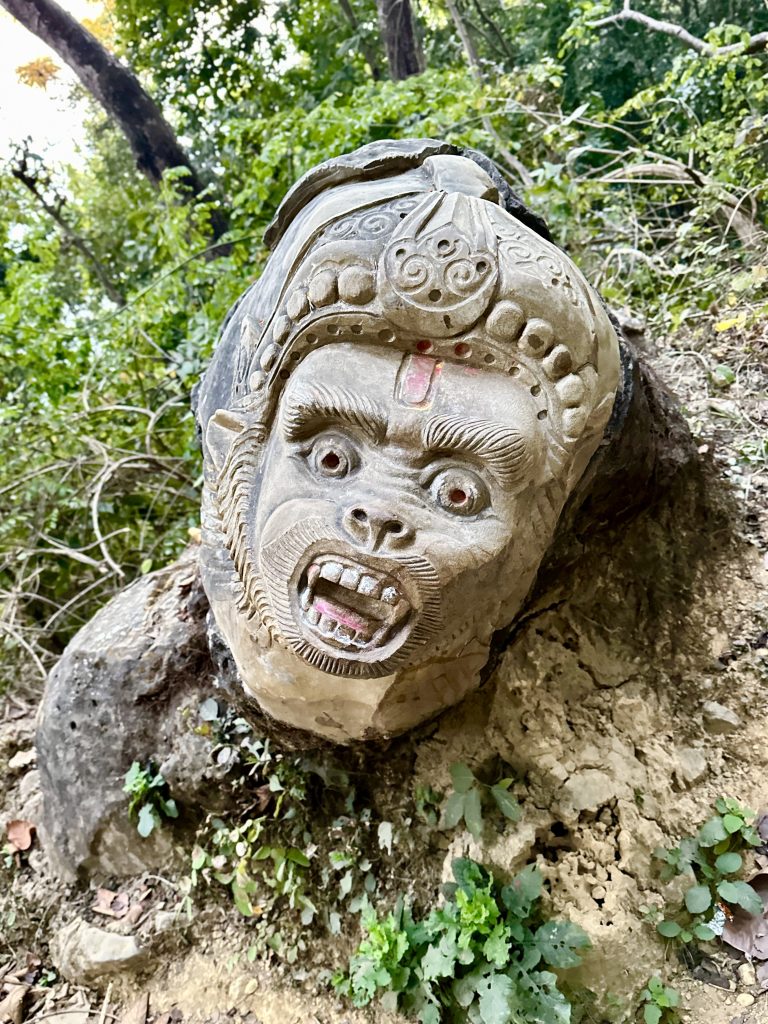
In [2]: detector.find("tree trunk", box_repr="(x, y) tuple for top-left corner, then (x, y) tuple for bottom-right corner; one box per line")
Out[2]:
(375, 0), (425, 80)
(0, 0), (228, 239)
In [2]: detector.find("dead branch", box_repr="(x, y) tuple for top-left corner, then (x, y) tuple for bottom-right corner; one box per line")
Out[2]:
(590, 2), (768, 58)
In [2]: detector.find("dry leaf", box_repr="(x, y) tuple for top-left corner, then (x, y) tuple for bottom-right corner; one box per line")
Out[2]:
(5, 821), (35, 853)
(0, 983), (29, 1024)
(722, 871), (768, 959)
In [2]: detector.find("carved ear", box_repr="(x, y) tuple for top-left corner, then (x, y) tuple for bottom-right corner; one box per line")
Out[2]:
(206, 408), (248, 473)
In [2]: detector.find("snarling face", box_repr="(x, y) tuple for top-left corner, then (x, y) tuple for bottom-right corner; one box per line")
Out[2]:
(237, 342), (556, 676)
(197, 142), (622, 740)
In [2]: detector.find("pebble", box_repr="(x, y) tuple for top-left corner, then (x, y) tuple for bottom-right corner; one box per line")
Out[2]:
(737, 962), (756, 987)
(702, 700), (742, 734)
(736, 993), (755, 1007)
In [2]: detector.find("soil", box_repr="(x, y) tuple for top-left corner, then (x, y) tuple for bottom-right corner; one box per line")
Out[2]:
(1, 311), (767, 1024)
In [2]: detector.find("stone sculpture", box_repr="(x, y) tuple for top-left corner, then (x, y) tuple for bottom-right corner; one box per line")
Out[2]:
(196, 139), (622, 743)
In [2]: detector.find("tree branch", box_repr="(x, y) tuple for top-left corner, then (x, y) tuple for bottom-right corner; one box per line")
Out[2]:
(589, 4), (768, 57)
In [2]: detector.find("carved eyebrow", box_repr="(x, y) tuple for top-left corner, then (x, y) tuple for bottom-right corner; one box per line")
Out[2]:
(281, 383), (388, 442)
(422, 415), (530, 487)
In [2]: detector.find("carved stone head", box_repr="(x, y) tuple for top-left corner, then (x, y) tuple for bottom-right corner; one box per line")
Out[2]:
(196, 140), (621, 743)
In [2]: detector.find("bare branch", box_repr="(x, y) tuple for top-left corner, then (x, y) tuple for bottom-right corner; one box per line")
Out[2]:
(589, 4), (768, 58)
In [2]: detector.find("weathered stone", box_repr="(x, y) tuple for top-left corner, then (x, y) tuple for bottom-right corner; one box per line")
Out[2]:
(52, 918), (148, 984)
(36, 548), (222, 879)
(702, 700), (742, 734)
(675, 746), (708, 786)
(196, 140), (624, 744)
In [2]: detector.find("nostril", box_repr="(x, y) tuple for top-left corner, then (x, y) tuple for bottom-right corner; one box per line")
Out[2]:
(386, 520), (404, 535)
(351, 508), (368, 523)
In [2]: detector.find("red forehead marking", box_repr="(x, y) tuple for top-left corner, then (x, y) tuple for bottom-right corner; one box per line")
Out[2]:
(397, 354), (442, 408)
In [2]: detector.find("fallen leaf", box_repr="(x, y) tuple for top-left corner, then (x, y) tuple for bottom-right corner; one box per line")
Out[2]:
(253, 785), (272, 813)
(123, 901), (148, 927)
(722, 871), (768, 959)
(92, 889), (130, 919)
(0, 982), (29, 1024)
(5, 821), (35, 853)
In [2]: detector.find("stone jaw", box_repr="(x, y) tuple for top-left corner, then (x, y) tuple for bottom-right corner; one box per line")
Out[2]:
(196, 141), (621, 744)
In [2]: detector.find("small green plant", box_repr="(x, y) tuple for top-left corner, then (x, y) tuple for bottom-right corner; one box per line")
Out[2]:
(654, 796), (762, 943)
(414, 785), (443, 827)
(639, 976), (680, 1024)
(443, 763), (521, 840)
(191, 816), (315, 921)
(123, 761), (179, 837)
(334, 857), (590, 1024)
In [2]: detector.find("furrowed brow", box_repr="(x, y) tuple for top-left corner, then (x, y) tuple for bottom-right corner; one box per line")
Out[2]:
(422, 415), (530, 487)
(281, 383), (388, 443)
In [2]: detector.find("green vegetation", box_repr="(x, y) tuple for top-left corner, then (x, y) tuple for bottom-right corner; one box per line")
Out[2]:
(123, 760), (179, 837)
(653, 796), (762, 943)
(334, 857), (590, 1024)
(443, 762), (521, 840)
(638, 977), (681, 1024)
(0, 0), (766, 695)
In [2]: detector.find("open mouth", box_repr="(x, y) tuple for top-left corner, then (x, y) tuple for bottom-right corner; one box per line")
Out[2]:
(297, 555), (412, 654)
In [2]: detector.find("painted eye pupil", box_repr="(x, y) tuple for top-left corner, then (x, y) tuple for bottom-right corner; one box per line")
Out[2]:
(449, 488), (467, 504)
(322, 451), (340, 470)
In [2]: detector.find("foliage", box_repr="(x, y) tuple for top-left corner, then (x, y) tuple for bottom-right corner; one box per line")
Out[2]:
(334, 857), (590, 1024)
(638, 976), (680, 1024)
(653, 796), (763, 943)
(123, 761), (179, 837)
(442, 763), (521, 840)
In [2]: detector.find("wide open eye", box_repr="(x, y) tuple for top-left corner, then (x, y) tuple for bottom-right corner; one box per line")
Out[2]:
(429, 468), (488, 516)
(309, 436), (358, 478)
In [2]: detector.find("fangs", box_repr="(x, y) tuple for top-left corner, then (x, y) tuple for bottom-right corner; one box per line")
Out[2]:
(297, 556), (411, 652)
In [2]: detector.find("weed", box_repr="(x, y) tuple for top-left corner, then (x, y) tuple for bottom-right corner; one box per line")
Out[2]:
(653, 796), (762, 943)
(334, 857), (589, 1024)
(122, 761), (178, 837)
(639, 976), (680, 1024)
(443, 763), (521, 840)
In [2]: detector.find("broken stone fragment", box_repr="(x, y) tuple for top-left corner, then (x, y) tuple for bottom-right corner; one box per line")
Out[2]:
(674, 746), (708, 786)
(702, 700), (742, 734)
(52, 918), (148, 984)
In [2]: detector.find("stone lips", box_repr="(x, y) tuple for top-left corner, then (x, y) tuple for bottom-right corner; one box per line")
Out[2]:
(258, 517), (444, 678)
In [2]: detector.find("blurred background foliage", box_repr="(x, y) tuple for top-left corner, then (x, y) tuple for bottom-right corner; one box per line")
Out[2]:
(1, 0), (766, 690)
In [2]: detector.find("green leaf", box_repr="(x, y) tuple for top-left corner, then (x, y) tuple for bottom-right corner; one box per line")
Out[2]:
(491, 786), (520, 821)
(644, 1005), (662, 1024)
(478, 972), (515, 1024)
(715, 852), (742, 874)
(718, 880), (763, 915)
(684, 885), (712, 914)
(693, 923), (716, 941)
(483, 923), (511, 967)
(137, 803), (158, 838)
(419, 1005), (440, 1024)
(464, 787), (484, 839)
(287, 848), (310, 866)
(191, 846), (206, 870)
(712, 363), (735, 387)
(535, 920), (591, 967)
(452, 858), (490, 895)
(443, 792), (466, 830)
(656, 920), (681, 938)
(450, 762), (475, 794)
(698, 816), (728, 846)
(723, 814), (743, 834)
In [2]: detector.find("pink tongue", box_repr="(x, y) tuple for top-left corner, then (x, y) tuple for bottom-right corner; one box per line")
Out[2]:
(313, 596), (371, 632)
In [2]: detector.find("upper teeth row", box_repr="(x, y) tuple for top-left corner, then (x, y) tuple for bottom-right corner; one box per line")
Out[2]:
(308, 561), (399, 604)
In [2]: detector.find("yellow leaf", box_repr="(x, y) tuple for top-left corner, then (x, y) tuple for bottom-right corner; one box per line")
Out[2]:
(16, 57), (60, 89)
(714, 313), (747, 332)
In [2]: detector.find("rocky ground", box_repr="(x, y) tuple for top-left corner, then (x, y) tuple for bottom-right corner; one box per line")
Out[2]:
(1, 310), (767, 1024)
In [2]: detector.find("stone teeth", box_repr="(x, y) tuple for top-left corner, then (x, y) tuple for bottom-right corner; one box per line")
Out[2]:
(319, 615), (336, 635)
(381, 585), (399, 605)
(358, 575), (380, 598)
(336, 624), (355, 642)
(320, 562), (343, 583)
(340, 567), (361, 590)
(356, 631), (372, 646)
(307, 563), (321, 586)
(307, 608), (320, 625)
(300, 588), (311, 610)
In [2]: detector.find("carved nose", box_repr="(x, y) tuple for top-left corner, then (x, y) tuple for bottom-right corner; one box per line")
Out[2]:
(342, 506), (414, 552)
